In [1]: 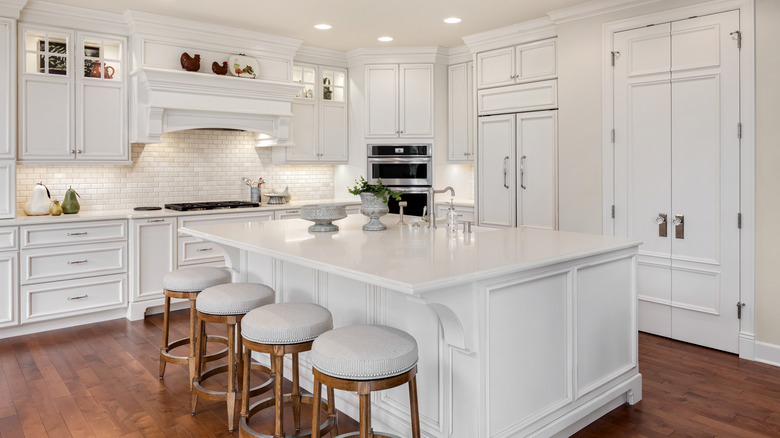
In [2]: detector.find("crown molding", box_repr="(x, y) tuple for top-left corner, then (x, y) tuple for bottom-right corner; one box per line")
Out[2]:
(547, 0), (666, 24)
(0, 0), (26, 19)
(461, 17), (557, 53)
(295, 45), (348, 68)
(20, 0), (129, 34)
(346, 46), (448, 67)
(447, 45), (472, 65)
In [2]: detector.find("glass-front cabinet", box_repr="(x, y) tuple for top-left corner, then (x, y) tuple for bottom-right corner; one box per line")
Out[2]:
(18, 25), (128, 162)
(285, 63), (348, 163)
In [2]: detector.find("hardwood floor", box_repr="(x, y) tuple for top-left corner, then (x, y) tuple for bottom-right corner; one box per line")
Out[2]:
(1, 313), (779, 437)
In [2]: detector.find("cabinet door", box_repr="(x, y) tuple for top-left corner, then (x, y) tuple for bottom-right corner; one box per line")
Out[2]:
(0, 19), (14, 159)
(0, 161), (14, 219)
(478, 114), (516, 228)
(517, 111), (557, 229)
(131, 218), (175, 302)
(0, 251), (17, 328)
(319, 102), (348, 161)
(288, 100), (318, 161)
(515, 39), (557, 83)
(448, 62), (473, 161)
(19, 27), (74, 161)
(76, 34), (127, 161)
(399, 64), (433, 138)
(476, 47), (514, 89)
(365, 64), (399, 138)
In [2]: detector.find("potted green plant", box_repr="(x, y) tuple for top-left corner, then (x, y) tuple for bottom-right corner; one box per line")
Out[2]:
(348, 177), (404, 231)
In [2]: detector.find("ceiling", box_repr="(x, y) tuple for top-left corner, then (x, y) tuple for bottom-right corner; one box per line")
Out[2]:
(38, 0), (591, 51)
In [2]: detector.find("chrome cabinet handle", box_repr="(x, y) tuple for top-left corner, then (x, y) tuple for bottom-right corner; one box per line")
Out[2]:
(673, 214), (684, 239)
(67, 294), (88, 301)
(147, 219), (165, 223)
(67, 259), (88, 265)
(503, 156), (510, 189)
(520, 155), (527, 190)
(67, 232), (88, 236)
(656, 213), (668, 237)
(196, 248), (213, 252)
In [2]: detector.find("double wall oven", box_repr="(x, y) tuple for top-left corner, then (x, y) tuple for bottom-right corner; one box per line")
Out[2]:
(367, 144), (432, 216)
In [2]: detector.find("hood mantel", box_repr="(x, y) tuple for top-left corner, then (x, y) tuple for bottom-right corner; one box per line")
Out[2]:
(130, 67), (302, 145)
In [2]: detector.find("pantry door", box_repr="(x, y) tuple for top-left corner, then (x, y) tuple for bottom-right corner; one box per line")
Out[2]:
(613, 10), (741, 353)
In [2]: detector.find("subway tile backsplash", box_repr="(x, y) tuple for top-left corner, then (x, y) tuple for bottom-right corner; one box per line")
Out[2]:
(16, 130), (334, 212)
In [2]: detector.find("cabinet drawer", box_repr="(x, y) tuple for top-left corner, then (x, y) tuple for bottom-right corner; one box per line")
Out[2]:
(178, 236), (225, 266)
(178, 212), (274, 236)
(274, 209), (301, 220)
(477, 80), (557, 115)
(21, 274), (126, 323)
(0, 227), (17, 250)
(21, 241), (127, 285)
(21, 220), (127, 248)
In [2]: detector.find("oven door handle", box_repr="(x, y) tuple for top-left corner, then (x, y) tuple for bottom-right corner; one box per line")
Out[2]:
(367, 157), (432, 164)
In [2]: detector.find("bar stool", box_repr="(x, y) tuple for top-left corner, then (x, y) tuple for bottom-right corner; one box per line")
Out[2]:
(159, 267), (232, 389)
(310, 325), (420, 438)
(240, 302), (337, 438)
(191, 282), (276, 431)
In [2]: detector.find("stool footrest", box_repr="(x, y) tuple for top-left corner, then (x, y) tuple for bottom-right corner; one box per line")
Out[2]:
(241, 393), (336, 438)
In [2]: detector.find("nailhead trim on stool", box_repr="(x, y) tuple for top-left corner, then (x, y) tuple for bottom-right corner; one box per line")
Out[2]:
(196, 282), (275, 315)
(163, 266), (232, 292)
(241, 302), (334, 344)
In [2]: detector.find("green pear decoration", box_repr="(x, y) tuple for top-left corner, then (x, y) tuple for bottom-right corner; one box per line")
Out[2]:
(61, 186), (81, 214)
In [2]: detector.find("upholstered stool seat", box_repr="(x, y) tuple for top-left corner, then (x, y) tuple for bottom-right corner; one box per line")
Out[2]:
(311, 325), (421, 438)
(191, 282), (275, 432)
(159, 267), (232, 389)
(240, 302), (337, 438)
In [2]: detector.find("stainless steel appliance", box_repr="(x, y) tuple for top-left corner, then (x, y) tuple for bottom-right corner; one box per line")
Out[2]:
(367, 144), (432, 216)
(165, 201), (260, 211)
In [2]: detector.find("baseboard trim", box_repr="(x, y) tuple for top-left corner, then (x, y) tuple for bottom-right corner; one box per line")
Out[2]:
(754, 340), (780, 368)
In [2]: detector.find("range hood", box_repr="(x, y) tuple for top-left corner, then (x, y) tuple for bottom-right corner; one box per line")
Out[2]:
(130, 67), (302, 145)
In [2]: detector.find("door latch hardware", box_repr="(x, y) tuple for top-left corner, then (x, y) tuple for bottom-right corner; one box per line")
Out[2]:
(737, 302), (746, 319)
(673, 214), (684, 239)
(656, 213), (668, 237)
(730, 30), (742, 49)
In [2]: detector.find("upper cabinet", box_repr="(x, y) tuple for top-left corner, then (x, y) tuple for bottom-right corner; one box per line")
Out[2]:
(365, 64), (433, 138)
(448, 62), (473, 161)
(0, 18), (14, 160)
(282, 63), (348, 163)
(18, 25), (128, 163)
(476, 39), (556, 89)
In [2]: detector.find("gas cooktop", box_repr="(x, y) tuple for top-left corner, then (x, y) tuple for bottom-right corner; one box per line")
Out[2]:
(164, 201), (260, 211)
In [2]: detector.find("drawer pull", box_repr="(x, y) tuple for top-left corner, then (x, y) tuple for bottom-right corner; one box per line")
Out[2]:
(196, 248), (213, 252)
(67, 259), (88, 265)
(67, 232), (88, 236)
(286, 210), (299, 214)
(148, 219), (165, 223)
(67, 294), (88, 301)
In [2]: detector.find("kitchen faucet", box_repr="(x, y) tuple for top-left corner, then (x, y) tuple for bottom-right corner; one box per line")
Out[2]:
(423, 186), (456, 229)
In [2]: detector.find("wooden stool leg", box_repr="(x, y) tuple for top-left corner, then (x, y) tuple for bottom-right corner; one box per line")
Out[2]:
(292, 352), (301, 430)
(240, 342), (251, 420)
(226, 321), (237, 431)
(359, 391), (372, 438)
(236, 320), (244, 387)
(311, 375), (322, 438)
(273, 347), (285, 438)
(159, 295), (171, 379)
(187, 296), (198, 391)
(191, 316), (205, 413)
(409, 375), (421, 438)
(327, 385), (339, 437)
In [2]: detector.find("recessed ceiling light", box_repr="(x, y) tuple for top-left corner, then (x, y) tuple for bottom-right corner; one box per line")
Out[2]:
(314, 24), (332, 30)
(444, 17), (462, 24)
(378, 36), (393, 42)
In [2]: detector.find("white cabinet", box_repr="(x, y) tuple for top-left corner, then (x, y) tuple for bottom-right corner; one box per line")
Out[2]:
(476, 39), (556, 89)
(178, 212), (274, 266)
(0, 161), (14, 219)
(284, 64), (348, 162)
(0, 226), (18, 328)
(448, 62), (474, 161)
(18, 25), (127, 163)
(435, 203), (475, 224)
(365, 64), (433, 138)
(274, 208), (301, 220)
(478, 111), (557, 229)
(130, 217), (175, 303)
(0, 18), (15, 160)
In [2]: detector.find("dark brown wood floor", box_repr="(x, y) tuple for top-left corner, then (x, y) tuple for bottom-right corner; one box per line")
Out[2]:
(1, 312), (779, 437)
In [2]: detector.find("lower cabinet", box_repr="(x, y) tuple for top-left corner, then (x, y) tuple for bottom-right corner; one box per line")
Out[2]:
(130, 217), (176, 303)
(274, 208), (301, 220)
(0, 250), (17, 328)
(21, 274), (126, 323)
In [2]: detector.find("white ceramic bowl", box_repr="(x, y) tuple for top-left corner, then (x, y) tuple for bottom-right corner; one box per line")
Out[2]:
(300, 204), (348, 232)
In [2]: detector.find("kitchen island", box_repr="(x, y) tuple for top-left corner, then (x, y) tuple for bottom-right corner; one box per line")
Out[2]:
(181, 214), (642, 438)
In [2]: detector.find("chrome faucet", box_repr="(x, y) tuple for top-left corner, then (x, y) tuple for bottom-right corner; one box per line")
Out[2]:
(424, 186), (456, 229)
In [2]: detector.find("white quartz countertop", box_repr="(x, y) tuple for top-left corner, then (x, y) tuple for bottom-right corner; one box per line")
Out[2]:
(0, 199), (360, 226)
(181, 214), (640, 295)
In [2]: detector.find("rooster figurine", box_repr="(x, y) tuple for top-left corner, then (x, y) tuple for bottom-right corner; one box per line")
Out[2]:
(212, 61), (228, 75)
(180, 52), (201, 72)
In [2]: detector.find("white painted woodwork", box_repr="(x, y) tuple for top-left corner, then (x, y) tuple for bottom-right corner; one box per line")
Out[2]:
(319, 102), (348, 161)
(21, 241), (127, 285)
(0, 18), (14, 160)
(434, 204), (475, 224)
(516, 111), (557, 229)
(613, 11), (741, 353)
(130, 217), (175, 302)
(177, 211), (274, 236)
(448, 62), (474, 161)
(21, 273), (126, 323)
(0, 227), (16, 251)
(21, 78), (72, 159)
(0, 251), (17, 328)
(20, 220), (127, 249)
(476, 39), (557, 89)
(289, 100), (317, 160)
(273, 209), (301, 220)
(0, 161), (14, 219)
(477, 79), (557, 115)
(178, 236), (226, 266)
(478, 114), (515, 228)
(180, 215), (641, 438)
(365, 63), (433, 139)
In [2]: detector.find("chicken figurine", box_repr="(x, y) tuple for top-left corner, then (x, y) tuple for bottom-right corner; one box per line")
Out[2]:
(212, 61), (228, 75)
(180, 52), (201, 72)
